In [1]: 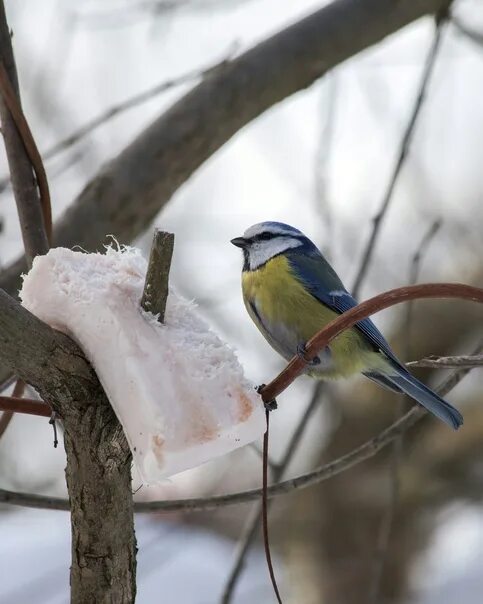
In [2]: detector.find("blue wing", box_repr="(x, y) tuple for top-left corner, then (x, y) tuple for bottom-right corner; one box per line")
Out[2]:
(285, 249), (464, 429)
(286, 251), (402, 366)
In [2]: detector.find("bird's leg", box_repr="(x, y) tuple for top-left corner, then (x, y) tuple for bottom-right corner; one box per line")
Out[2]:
(256, 384), (278, 411)
(297, 342), (321, 366)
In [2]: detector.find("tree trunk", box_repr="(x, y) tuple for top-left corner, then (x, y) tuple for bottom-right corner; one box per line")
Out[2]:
(0, 291), (137, 602)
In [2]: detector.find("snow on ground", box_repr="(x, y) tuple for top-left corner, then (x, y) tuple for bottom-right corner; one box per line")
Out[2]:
(0, 507), (276, 604)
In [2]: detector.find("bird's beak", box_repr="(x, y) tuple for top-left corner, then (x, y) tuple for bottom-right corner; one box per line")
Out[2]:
(230, 237), (247, 248)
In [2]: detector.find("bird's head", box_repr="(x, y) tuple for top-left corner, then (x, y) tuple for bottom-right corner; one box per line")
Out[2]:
(231, 221), (319, 271)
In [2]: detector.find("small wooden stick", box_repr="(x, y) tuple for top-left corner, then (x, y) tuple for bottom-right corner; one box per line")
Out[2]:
(140, 229), (174, 324)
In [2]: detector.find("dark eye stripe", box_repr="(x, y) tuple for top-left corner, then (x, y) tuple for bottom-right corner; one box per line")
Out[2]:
(253, 232), (275, 241)
(252, 231), (307, 242)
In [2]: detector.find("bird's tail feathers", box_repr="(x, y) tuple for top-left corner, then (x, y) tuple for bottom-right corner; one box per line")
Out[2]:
(382, 367), (463, 430)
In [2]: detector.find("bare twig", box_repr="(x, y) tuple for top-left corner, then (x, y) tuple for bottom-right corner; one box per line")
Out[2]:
(0, 409), (12, 437)
(313, 74), (338, 252)
(351, 15), (447, 298)
(3, 352), (476, 417)
(0, 394), (52, 416)
(0, 51), (235, 194)
(369, 219), (440, 604)
(452, 15), (483, 47)
(0, 356), (473, 514)
(0, 0), (452, 298)
(408, 354), (483, 368)
(0, 394), (52, 417)
(2, 283), (481, 415)
(260, 283), (483, 404)
(0, 230), (176, 417)
(0, 378), (24, 438)
(0, 62), (52, 245)
(0, 1), (54, 437)
(141, 229), (174, 323)
(221, 384), (323, 603)
(0, 3), (50, 262)
(0, 4), (136, 594)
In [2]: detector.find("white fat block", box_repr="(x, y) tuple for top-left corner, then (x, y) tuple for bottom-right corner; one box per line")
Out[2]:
(20, 246), (266, 483)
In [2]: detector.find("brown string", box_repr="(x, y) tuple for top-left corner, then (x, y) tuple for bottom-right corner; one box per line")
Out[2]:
(262, 408), (283, 603)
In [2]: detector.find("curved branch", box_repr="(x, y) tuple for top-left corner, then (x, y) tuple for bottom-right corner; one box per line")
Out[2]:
(261, 283), (483, 402)
(0, 394), (51, 417)
(351, 15), (446, 298)
(0, 285), (478, 514)
(0, 379), (24, 437)
(0, 408), (421, 512)
(0, 5), (49, 264)
(0, 0), (451, 295)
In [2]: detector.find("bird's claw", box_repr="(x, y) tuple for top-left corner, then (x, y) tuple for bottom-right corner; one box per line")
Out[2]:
(256, 384), (278, 412)
(297, 343), (320, 366)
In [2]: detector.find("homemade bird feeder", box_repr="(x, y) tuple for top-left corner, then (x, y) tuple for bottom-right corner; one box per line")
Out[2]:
(19, 231), (266, 483)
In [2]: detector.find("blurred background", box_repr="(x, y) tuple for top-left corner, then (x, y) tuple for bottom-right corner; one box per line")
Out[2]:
(1, 0), (483, 602)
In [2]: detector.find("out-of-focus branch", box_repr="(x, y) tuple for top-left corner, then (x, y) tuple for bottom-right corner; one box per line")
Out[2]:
(0, 3), (136, 592)
(0, 51), (235, 195)
(408, 354), (483, 368)
(0, 1), (55, 438)
(0, 0), (454, 296)
(0, 4), (49, 263)
(351, 13), (447, 298)
(452, 15), (483, 47)
(0, 350), (474, 514)
(221, 384), (324, 603)
(0, 62), (52, 245)
(369, 219), (441, 604)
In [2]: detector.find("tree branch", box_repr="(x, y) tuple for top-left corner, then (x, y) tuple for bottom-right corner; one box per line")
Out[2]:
(260, 283), (483, 404)
(408, 354), (483, 368)
(0, 3), (49, 263)
(0, 49), (234, 197)
(0, 354), (473, 514)
(0, 286), (136, 601)
(0, 2), (136, 593)
(1, 287), (479, 514)
(0, 394), (51, 417)
(351, 12), (447, 298)
(452, 15), (483, 48)
(0, 378), (23, 438)
(369, 219), (441, 604)
(140, 229), (174, 323)
(0, 0), (453, 296)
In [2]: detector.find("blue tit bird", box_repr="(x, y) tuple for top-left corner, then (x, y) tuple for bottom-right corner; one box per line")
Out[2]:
(231, 221), (463, 429)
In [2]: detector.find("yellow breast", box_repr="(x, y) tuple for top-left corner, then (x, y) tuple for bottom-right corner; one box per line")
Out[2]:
(241, 255), (380, 378)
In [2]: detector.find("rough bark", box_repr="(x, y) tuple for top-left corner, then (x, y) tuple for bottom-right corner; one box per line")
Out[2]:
(0, 290), (136, 603)
(0, 0), (451, 296)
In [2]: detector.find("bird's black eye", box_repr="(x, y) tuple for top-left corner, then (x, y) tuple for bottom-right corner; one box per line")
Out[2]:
(258, 232), (273, 241)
